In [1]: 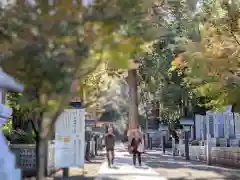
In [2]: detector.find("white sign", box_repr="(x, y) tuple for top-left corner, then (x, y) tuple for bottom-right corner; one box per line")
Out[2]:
(55, 109), (85, 168)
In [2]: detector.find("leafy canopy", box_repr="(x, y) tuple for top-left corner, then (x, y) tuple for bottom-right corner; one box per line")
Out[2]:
(0, 0), (158, 138)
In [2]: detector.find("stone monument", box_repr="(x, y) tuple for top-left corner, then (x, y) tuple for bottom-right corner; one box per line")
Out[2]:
(0, 67), (24, 180)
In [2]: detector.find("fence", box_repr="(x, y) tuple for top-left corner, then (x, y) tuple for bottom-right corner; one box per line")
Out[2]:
(10, 141), (56, 176)
(10, 139), (100, 175)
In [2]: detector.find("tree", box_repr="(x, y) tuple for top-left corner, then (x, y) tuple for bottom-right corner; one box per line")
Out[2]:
(138, 38), (184, 124)
(0, 1), (158, 179)
(137, 0), (202, 127)
(181, 0), (240, 111)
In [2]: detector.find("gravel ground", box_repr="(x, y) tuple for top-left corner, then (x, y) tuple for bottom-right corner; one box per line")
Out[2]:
(53, 155), (104, 180)
(23, 155), (105, 180)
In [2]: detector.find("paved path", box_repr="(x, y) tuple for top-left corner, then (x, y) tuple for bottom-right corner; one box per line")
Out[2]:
(95, 144), (166, 180)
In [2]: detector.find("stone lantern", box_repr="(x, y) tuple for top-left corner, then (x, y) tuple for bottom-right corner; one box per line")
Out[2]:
(0, 68), (24, 180)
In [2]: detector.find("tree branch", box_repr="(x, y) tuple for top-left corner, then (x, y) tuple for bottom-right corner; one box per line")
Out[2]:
(30, 119), (39, 137)
(230, 30), (240, 46)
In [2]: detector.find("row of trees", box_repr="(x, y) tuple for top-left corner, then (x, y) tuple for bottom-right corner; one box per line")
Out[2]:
(138, 0), (240, 125)
(0, 0), (160, 179)
(3, 0), (239, 178)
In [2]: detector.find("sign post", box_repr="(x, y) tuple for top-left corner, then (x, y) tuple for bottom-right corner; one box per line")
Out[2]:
(55, 105), (85, 175)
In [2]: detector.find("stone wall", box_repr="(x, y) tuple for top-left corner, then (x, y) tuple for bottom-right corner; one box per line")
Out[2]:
(178, 145), (240, 167)
(211, 147), (240, 167)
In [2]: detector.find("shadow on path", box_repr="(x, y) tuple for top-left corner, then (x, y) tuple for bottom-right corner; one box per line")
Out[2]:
(53, 176), (117, 180)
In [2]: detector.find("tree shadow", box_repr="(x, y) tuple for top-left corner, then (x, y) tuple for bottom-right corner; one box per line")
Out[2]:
(142, 152), (240, 180)
(96, 173), (160, 179)
(53, 176), (95, 180)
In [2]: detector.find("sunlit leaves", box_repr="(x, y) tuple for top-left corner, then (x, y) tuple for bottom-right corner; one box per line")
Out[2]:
(181, 0), (240, 111)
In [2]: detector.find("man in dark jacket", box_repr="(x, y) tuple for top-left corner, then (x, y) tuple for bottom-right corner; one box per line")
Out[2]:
(105, 127), (115, 167)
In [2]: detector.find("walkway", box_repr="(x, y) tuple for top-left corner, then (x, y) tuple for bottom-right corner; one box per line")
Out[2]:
(95, 144), (166, 180)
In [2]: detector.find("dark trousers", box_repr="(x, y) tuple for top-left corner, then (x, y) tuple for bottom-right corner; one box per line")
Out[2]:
(85, 141), (90, 161)
(132, 151), (141, 166)
(106, 149), (114, 166)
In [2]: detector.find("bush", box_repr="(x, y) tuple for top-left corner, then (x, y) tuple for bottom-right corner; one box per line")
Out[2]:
(2, 119), (12, 141)
(2, 120), (35, 144)
(191, 140), (200, 146)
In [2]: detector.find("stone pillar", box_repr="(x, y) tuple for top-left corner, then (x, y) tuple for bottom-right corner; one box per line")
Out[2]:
(206, 113), (211, 140)
(224, 113), (230, 138)
(234, 113), (240, 139)
(195, 115), (201, 139)
(191, 125), (194, 140)
(201, 130), (204, 145)
(200, 115), (204, 142)
(206, 112), (212, 164)
(229, 113), (234, 137)
(213, 112), (219, 138)
(206, 133), (212, 165)
(224, 112), (231, 147)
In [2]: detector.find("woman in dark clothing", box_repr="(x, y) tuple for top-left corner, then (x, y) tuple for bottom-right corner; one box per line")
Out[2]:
(130, 132), (142, 166)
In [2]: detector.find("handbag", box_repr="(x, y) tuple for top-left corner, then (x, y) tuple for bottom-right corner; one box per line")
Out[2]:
(128, 145), (133, 154)
(137, 142), (144, 153)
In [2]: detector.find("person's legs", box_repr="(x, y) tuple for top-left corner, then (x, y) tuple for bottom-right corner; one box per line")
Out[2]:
(111, 150), (114, 165)
(106, 150), (111, 167)
(137, 152), (142, 166)
(132, 152), (136, 166)
(85, 140), (90, 161)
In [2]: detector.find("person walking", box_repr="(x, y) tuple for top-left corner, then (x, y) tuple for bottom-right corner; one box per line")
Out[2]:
(130, 130), (144, 167)
(105, 127), (115, 168)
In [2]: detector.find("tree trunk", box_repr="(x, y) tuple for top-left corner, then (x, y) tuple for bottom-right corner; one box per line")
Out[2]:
(127, 69), (139, 130)
(35, 133), (40, 178)
(144, 108), (148, 130)
(36, 115), (46, 180)
(30, 118), (41, 179)
(36, 137), (46, 180)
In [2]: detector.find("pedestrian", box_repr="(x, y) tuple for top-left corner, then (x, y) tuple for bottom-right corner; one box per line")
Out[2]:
(105, 127), (115, 168)
(130, 130), (144, 167)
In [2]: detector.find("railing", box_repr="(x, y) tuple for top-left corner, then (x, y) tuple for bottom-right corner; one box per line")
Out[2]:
(10, 137), (104, 177)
